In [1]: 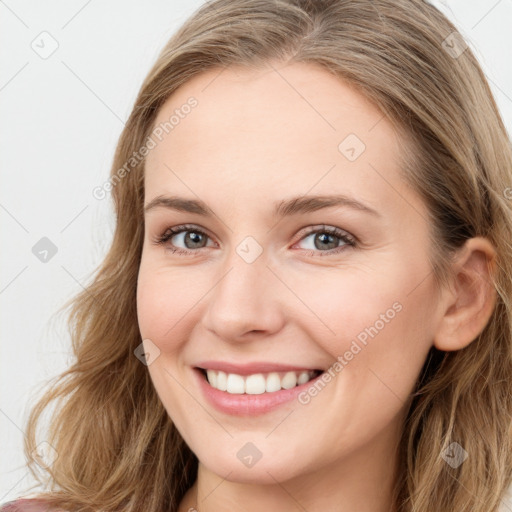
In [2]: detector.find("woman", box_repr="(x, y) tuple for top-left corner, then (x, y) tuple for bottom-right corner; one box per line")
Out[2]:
(2, 0), (512, 511)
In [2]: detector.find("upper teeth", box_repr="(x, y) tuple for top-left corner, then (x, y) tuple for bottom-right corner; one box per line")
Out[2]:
(205, 369), (319, 394)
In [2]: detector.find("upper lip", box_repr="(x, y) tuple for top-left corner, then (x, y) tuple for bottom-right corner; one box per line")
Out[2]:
(194, 361), (324, 376)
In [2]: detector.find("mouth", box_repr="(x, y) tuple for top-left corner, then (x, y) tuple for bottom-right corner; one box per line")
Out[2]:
(195, 367), (324, 395)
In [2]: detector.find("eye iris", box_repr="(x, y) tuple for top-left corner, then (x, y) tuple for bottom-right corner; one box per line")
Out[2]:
(315, 232), (338, 250)
(185, 231), (206, 249)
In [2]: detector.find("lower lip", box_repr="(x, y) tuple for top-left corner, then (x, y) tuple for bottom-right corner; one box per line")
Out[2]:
(193, 367), (324, 416)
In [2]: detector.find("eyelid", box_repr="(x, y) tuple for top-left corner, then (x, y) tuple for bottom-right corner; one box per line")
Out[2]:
(153, 223), (357, 256)
(153, 223), (215, 247)
(293, 224), (356, 245)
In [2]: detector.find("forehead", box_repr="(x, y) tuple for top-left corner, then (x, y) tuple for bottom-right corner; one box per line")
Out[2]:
(144, 61), (419, 219)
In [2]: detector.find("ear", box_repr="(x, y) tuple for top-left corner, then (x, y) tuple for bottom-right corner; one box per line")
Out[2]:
(434, 237), (497, 352)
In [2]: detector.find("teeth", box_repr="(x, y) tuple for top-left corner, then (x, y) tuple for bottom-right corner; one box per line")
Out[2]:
(226, 373), (245, 394)
(246, 374), (266, 394)
(266, 372), (281, 393)
(281, 372), (297, 389)
(297, 371), (311, 385)
(203, 369), (320, 394)
(206, 369), (217, 388)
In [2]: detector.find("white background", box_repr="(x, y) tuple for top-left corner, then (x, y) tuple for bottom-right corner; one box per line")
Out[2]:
(1, 0), (511, 508)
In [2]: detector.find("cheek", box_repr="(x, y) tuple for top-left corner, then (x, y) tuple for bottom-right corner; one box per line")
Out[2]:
(287, 263), (437, 400)
(136, 263), (203, 351)
(286, 274), (436, 455)
(136, 265), (203, 425)
(279, 266), (414, 351)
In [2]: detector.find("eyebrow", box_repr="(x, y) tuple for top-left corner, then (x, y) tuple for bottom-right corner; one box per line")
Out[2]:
(143, 194), (381, 218)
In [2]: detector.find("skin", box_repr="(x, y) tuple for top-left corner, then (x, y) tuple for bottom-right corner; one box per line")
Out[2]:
(136, 61), (496, 512)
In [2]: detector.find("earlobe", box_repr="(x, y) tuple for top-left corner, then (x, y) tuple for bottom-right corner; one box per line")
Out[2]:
(433, 237), (497, 352)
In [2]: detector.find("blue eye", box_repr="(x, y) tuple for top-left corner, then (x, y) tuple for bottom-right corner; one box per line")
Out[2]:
(294, 226), (356, 256)
(154, 225), (213, 255)
(153, 224), (356, 257)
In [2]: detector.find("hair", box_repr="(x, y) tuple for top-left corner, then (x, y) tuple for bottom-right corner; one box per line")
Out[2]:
(16, 0), (512, 511)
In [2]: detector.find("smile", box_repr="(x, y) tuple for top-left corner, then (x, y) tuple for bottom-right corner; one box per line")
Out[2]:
(200, 368), (322, 394)
(193, 367), (326, 416)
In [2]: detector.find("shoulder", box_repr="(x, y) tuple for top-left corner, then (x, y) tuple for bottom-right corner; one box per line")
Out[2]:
(0, 499), (61, 512)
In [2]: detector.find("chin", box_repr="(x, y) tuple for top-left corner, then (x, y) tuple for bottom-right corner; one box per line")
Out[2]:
(198, 446), (317, 485)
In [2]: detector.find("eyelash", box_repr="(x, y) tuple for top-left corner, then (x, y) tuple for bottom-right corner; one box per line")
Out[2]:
(153, 223), (357, 258)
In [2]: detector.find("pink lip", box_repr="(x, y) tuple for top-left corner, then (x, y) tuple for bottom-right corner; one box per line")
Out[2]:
(192, 367), (325, 416)
(194, 360), (323, 376)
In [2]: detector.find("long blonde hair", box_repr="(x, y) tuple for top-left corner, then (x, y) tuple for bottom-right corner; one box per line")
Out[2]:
(19, 1), (512, 511)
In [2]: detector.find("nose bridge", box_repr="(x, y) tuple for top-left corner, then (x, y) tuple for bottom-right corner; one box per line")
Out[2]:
(201, 239), (283, 339)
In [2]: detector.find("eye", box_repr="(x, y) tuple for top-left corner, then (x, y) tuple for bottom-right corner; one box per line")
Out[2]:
(152, 224), (215, 256)
(293, 225), (356, 257)
(152, 224), (356, 257)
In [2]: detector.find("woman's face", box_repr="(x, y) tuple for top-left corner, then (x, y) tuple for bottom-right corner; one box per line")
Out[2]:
(137, 61), (441, 484)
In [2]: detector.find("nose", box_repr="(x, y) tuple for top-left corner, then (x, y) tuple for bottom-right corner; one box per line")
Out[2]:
(200, 247), (285, 342)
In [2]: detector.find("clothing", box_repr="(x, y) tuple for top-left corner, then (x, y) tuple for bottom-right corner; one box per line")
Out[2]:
(0, 499), (62, 512)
